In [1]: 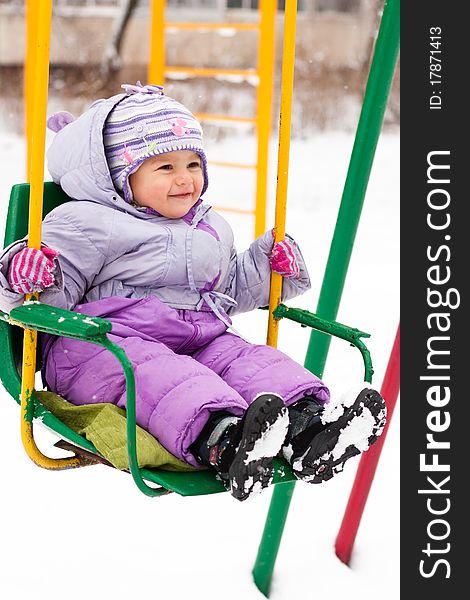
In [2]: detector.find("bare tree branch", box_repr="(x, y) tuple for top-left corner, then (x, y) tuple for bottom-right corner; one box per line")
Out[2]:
(101, 0), (140, 76)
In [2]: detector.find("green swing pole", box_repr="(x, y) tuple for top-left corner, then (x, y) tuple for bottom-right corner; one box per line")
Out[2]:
(252, 0), (400, 595)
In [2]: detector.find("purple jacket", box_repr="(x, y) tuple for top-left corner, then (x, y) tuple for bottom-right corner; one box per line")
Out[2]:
(0, 93), (311, 319)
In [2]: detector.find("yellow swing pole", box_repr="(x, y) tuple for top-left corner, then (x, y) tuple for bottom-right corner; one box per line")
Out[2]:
(20, 0), (81, 470)
(24, 0), (39, 179)
(266, 0), (297, 348)
(148, 0), (166, 85)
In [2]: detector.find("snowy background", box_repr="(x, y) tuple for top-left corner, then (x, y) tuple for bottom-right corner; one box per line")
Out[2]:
(0, 124), (399, 599)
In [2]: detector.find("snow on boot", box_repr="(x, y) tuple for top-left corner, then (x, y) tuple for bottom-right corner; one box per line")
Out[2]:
(192, 393), (289, 501)
(283, 386), (387, 484)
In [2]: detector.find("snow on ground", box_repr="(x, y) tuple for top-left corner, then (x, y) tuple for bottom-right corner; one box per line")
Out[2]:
(0, 127), (399, 600)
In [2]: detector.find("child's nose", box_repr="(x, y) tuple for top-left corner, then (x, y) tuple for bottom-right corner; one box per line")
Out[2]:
(175, 171), (192, 185)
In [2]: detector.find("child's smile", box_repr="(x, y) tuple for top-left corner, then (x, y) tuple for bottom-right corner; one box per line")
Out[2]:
(169, 191), (193, 200)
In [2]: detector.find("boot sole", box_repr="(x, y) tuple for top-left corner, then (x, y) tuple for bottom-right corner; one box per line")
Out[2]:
(228, 393), (288, 501)
(292, 388), (386, 484)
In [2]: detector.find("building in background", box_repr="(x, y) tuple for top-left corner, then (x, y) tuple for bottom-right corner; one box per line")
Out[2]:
(0, 0), (398, 135)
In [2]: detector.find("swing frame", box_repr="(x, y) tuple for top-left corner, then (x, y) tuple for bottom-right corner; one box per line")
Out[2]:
(1, 0), (399, 595)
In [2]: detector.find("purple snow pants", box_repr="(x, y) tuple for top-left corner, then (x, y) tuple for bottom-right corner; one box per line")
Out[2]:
(43, 296), (329, 466)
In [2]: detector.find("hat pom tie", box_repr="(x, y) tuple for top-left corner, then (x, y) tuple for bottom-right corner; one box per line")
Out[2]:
(121, 81), (164, 96)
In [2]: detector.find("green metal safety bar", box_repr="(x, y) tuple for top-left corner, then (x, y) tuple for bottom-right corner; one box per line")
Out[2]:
(7, 302), (168, 497)
(252, 0), (400, 595)
(272, 304), (373, 384)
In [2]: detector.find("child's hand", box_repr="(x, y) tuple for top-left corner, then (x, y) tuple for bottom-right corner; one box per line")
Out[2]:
(8, 247), (59, 294)
(270, 235), (300, 279)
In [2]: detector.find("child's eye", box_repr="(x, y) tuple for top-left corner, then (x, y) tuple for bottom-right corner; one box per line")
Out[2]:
(188, 161), (201, 169)
(157, 164), (173, 171)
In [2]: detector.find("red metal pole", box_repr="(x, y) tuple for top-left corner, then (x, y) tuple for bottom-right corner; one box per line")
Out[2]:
(335, 324), (400, 565)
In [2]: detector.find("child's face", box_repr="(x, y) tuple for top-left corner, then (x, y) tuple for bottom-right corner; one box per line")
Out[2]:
(129, 150), (204, 218)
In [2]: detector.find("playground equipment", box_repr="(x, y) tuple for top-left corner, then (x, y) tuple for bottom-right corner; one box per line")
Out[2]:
(253, 0), (399, 592)
(0, 0), (399, 596)
(335, 324), (400, 565)
(148, 0), (276, 238)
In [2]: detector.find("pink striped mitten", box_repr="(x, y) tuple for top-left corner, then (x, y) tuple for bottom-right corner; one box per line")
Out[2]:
(270, 237), (301, 279)
(8, 246), (59, 294)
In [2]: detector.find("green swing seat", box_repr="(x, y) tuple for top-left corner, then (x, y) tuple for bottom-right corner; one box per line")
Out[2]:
(0, 182), (299, 497)
(0, 182), (373, 498)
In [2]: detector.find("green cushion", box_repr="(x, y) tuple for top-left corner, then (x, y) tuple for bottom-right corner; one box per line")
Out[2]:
(37, 391), (199, 473)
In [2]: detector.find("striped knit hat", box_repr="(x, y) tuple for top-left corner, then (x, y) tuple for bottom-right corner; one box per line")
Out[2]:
(103, 82), (208, 204)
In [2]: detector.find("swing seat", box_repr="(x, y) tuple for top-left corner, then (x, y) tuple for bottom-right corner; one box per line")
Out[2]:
(0, 182), (299, 497)
(0, 182), (373, 498)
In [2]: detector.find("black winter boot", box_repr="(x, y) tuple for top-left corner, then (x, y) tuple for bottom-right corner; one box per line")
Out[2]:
(191, 393), (289, 501)
(283, 387), (387, 484)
